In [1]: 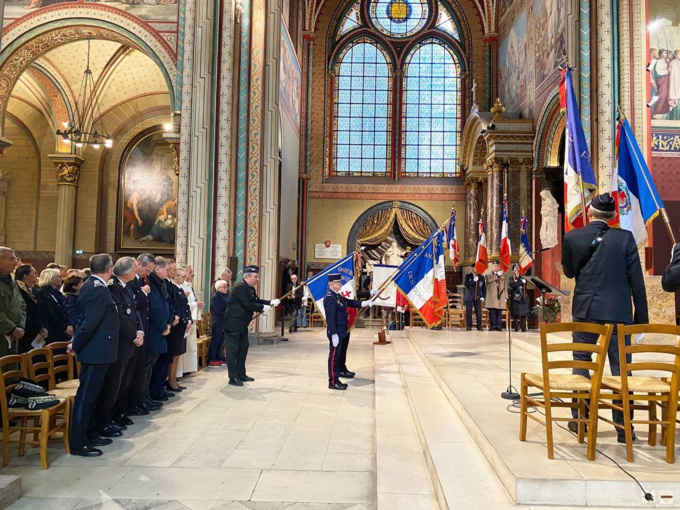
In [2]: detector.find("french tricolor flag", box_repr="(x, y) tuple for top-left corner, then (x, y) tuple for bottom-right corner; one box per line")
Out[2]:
(447, 209), (460, 270)
(610, 118), (663, 245)
(434, 230), (447, 321)
(499, 200), (511, 271)
(393, 235), (438, 327)
(475, 219), (488, 274)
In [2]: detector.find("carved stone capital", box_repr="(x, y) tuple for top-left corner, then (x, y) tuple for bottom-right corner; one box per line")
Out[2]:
(484, 159), (502, 174)
(0, 138), (12, 155)
(164, 133), (181, 176)
(49, 154), (85, 187)
(464, 177), (480, 191)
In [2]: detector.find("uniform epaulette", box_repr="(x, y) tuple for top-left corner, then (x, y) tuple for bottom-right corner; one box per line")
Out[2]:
(93, 280), (104, 287)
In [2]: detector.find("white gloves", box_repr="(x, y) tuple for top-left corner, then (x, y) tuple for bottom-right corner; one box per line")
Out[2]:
(370, 289), (380, 296)
(331, 334), (340, 347)
(397, 306), (404, 313)
(361, 300), (374, 307)
(271, 299), (281, 307)
(473, 275), (478, 282)
(262, 305), (271, 313)
(480, 297), (485, 302)
(497, 271), (504, 276)
(521, 278), (526, 284)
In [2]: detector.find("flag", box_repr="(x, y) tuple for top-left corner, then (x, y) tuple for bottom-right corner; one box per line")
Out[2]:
(499, 200), (511, 271)
(433, 230), (447, 322)
(447, 209), (460, 270)
(611, 118), (664, 244)
(518, 216), (533, 275)
(475, 219), (488, 274)
(306, 253), (357, 327)
(562, 65), (597, 232)
(393, 235), (438, 327)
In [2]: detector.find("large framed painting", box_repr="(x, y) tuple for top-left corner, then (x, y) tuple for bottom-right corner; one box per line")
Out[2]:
(648, 0), (680, 129)
(533, 0), (566, 89)
(498, 10), (527, 112)
(117, 127), (178, 253)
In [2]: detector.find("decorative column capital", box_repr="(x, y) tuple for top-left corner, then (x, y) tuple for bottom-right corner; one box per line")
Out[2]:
(0, 138), (12, 155)
(49, 154), (85, 187)
(464, 177), (480, 191)
(163, 133), (181, 176)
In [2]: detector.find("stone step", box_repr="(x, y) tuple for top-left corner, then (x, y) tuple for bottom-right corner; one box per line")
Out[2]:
(0, 475), (21, 509)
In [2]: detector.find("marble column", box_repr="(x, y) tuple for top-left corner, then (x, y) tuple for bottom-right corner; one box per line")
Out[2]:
(50, 154), (84, 266)
(257, 0), (282, 332)
(0, 171), (11, 244)
(485, 160), (502, 258)
(464, 178), (479, 263)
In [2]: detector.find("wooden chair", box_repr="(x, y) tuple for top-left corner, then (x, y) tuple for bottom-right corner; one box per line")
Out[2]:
(519, 322), (614, 460)
(24, 349), (77, 401)
(445, 293), (465, 329)
(49, 342), (79, 390)
(599, 324), (680, 463)
(0, 354), (70, 469)
(309, 308), (324, 327)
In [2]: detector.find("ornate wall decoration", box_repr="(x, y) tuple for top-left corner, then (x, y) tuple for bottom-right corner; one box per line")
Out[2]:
(652, 132), (680, 156)
(25, 66), (71, 152)
(55, 162), (81, 186)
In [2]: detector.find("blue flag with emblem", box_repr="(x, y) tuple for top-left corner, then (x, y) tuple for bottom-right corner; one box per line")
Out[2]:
(306, 253), (356, 326)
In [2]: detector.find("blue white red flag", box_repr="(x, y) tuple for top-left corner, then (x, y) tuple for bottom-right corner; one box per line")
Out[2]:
(610, 118), (663, 245)
(393, 235), (438, 327)
(499, 200), (511, 271)
(433, 230), (447, 321)
(447, 209), (460, 270)
(518, 216), (533, 275)
(306, 253), (357, 327)
(562, 66), (597, 232)
(475, 219), (488, 274)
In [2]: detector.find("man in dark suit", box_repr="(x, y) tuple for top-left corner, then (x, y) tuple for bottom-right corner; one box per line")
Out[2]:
(662, 243), (680, 292)
(323, 273), (374, 390)
(562, 193), (648, 442)
(223, 265), (280, 387)
(103, 257), (144, 431)
(464, 265), (486, 331)
(69, 254), (120, 457)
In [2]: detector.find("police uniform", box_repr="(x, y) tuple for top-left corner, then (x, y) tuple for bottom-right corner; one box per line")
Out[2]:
(323, 273), (369, 390)
(70, 274), (120, 456)
(464, 269), (486, 330)
(562, 193), (648, 437)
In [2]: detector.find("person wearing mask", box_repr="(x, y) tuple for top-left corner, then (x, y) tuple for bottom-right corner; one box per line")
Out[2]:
(208, 279), (229, 367)
(464, 265), (486, 331)
(36, 268), (72, 343)
(508, 264), (530, 332)
(14, 264), (46, 354)
(69, 254), (119, 458)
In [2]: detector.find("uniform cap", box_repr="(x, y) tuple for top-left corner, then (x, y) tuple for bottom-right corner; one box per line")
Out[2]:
(328, 273), (342, 282)
(591, 193), (616, 213)
(243, 265), (260, 274)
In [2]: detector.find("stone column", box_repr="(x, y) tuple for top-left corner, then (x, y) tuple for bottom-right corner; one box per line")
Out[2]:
(50, 154), (84, 266)
(464, 178), (479, 263)
(0, 171), (11, 244)
(257, 0), (282, 332)
(485, 160), (502, 258)
(594, 0), (615, 189)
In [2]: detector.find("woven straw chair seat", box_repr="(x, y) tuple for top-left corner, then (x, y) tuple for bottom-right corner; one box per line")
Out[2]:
(602, 376), (670, 393)
(525, 373), (592, 391)
(55, 380), (79, 389)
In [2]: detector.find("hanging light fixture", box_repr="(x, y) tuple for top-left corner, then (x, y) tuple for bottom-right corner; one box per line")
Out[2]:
(56, 39), (113, 150)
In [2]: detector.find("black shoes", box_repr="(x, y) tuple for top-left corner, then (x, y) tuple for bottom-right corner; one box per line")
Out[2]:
(128, 405), (149, 416)
(71, 445), (103, 457)
(338, 371), (355, 378)
(229, 378), (244, 386)
(567, 421), (587, 434)
(329, 382), (348, 390)
(161, 390), (176, 398)
(114, 416), (134, 427)
(617, 432), (637, 444)
(466, 327), (472, 331)
(238, 376), (255, 382)
(89, 436), (113, 447)
(150, 394), (168, 402)
(100, 425), (123, 438)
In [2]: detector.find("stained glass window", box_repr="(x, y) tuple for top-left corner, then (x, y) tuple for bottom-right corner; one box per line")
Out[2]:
(370, 0), (428, 38)
(435, 1), (459, 40)
(333, 40), (392, 176)
(338, 1), (362, 38)
(402, 40), (460, 177)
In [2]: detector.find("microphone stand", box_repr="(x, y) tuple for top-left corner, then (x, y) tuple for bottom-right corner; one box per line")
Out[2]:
(501, 286), (520, 400)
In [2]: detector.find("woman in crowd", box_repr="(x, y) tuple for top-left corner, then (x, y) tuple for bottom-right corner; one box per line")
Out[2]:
(209, 279), (229, 367)
(166, 267), (191, 391)
(508, 263), (530, 332)
(15, 265), (48, 353)
(36, 268), (73, 343)
(62, 275), (84, 329)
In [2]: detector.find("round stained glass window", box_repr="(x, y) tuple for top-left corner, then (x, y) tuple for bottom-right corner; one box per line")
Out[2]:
(370, 0), (429, 38)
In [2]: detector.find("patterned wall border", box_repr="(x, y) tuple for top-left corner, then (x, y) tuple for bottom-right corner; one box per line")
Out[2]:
(1, 6), (178, 110)
(579, 0), (591, 149)
(310, 191), (466, 200)
(24, 66), (70, 151)
(175, 0), (187, 110)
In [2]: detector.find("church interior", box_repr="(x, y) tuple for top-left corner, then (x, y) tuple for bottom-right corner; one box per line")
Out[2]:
(0, 0), (679, 508)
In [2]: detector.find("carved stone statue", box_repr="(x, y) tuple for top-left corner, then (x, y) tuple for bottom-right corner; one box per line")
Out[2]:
(540, 189), (559, 249)
(382, 241), (406, 266)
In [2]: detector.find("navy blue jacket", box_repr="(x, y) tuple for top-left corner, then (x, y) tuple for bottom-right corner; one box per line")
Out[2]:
(108, 278), (141, 361)
(72, 276), (119, 364)
(146, 272), (172, 358)
(224, 281), (271, 333)
(464, 273), (486, 303)
(323, 289), (362, 339)
(210, 292), (228, 338)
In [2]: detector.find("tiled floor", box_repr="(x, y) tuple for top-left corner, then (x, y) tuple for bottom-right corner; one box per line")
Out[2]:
(2, 329), (376, 510)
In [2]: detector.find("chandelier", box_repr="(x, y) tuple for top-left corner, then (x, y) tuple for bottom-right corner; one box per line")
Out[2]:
(56, 39), (112, 150)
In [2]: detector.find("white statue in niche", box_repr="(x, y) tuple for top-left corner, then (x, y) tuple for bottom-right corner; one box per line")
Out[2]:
(540, 189), (559, 249)
(382, 241), (406, 266)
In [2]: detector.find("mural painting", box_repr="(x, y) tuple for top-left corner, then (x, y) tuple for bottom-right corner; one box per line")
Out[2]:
(648, 0), (680, 127)
(280, 21), (301, 128)
(118, 129), (178, 253)
(498, 10), (527, 112)
(533, 0), (566, 88)
(499, 0), (515, 21)
(3, 0), (179, 22)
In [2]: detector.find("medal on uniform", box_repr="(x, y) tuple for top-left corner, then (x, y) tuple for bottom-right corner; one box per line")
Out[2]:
(126, 308), (131, 315)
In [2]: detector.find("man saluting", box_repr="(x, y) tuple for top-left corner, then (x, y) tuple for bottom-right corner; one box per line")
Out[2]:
(323, 273), (374, 390)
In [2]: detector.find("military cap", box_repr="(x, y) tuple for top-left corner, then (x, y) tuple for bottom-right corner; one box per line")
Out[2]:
(243, 265), (260, 274)
(328, 273), (342, 282)
(491, 260), (500, 265)
(591, 193), (616, 213)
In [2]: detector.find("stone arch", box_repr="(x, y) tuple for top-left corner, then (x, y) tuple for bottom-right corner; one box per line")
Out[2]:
(0, 16), (177, 136)
(346, 201), (438, 252)
(459, 111), (492, 173)
(534, 92), (566, 169)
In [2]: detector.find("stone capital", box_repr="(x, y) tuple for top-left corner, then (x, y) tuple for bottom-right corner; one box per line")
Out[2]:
(464, 177), (480, 191)
(0, 138), (12, 155)
(49, 154), (85, 187)
(164, 133), (181, 176)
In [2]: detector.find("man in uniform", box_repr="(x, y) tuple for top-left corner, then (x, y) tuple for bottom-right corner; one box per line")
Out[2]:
(69, 254), (120, 457)
(464, 265), (486, 331)
(223, 265), (280, 387)
(485, 261), (507, 332)
(562, 193), (648, 442)
(323, 273), (374, 390)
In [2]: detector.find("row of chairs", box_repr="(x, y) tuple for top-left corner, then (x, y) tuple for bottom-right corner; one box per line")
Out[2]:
(0, 341), (78, 469)
(520, 322), (680, 463)
(195, 313), (212, 368)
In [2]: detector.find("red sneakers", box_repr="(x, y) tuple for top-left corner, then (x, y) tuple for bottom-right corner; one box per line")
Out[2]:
(208, 361), (223, 368)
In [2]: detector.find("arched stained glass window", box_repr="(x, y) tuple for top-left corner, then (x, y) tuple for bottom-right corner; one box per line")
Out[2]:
(402, 39), (460, 176)
(370, 0), (429, 38)
(333, 40), (392, 176)
(338, 1), (362, 38)
(435, 1), (459, 40)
